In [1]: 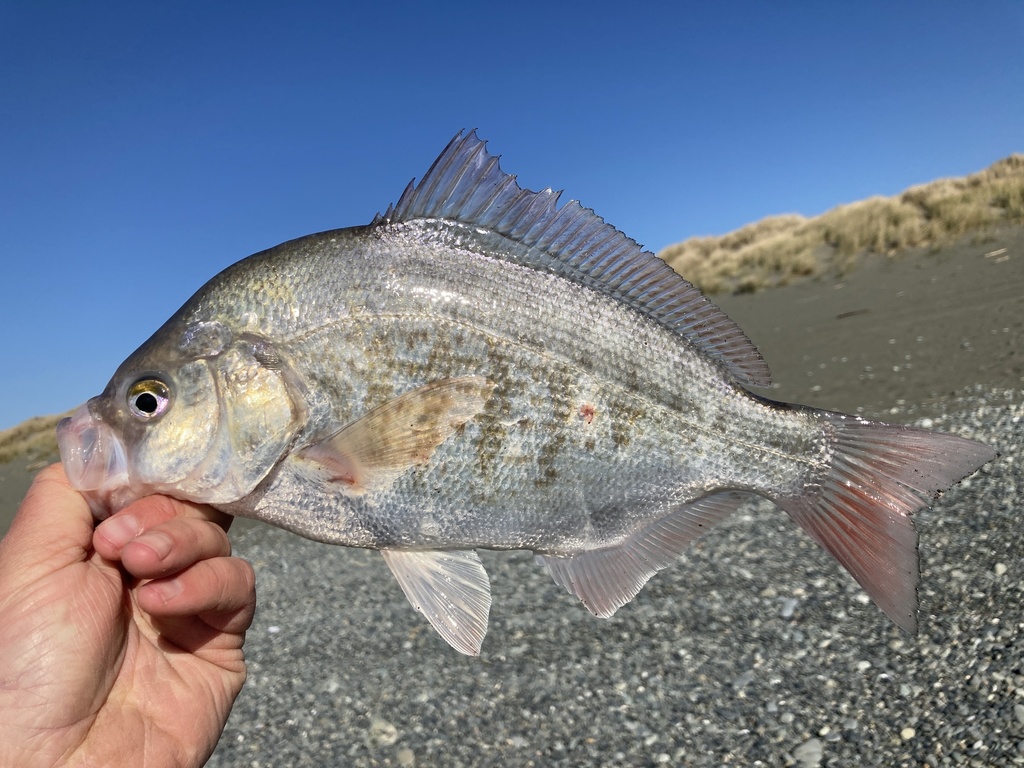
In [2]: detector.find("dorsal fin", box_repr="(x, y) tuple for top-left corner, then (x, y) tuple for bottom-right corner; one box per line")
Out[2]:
(380, 130), (771, 388)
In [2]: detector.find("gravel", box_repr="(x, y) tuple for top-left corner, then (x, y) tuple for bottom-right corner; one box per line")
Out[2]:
(207, 386), (1024, 767)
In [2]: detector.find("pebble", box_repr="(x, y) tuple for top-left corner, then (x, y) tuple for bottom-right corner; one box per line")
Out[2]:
(901, 726), (916, 740)
(780, 597), (799, 619)
(793, 737), (824, 767)
(366, 717), (399, 748)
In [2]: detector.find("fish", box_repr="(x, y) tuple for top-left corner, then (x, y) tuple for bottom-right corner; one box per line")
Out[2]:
(57, 131), (997, 655)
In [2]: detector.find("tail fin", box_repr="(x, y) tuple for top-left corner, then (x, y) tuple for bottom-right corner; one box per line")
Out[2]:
(777, 413), (996, 632)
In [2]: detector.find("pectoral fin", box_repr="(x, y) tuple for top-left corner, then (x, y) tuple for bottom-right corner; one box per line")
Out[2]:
(298, 376), (494, 493)
(536, 492), (747, 618)
(381, 548), (492, 655)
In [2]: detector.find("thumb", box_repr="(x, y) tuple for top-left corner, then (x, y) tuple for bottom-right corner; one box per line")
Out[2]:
(0, 463), (94, 585)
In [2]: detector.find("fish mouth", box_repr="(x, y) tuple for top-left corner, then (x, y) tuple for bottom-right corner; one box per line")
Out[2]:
(57, 403), (132, 519)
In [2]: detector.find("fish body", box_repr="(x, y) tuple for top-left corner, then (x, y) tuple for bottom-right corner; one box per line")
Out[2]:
(58, 133), (996, 654)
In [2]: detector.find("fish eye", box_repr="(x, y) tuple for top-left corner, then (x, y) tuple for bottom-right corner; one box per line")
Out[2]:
(127, 379), (171, 420)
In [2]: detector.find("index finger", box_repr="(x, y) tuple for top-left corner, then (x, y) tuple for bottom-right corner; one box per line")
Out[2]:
(93, 495), (235, 561)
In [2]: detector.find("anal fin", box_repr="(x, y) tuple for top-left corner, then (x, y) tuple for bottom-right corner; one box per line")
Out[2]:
(536, 492), (746, 618)
(381, 548), (492, 655)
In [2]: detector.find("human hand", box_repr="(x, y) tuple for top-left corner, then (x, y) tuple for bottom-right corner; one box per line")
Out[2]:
(0, 464), (256, 768)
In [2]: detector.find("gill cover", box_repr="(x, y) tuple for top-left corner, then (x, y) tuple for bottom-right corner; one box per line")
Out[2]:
(130, 337), (302, 504)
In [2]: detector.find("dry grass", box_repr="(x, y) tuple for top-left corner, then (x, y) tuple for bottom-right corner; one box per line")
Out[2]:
(0, 411), (70, 465)
(659, 154), (1024, 294)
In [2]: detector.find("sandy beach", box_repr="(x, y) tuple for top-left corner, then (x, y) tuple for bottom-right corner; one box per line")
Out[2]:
(1, 228), (1022, 766)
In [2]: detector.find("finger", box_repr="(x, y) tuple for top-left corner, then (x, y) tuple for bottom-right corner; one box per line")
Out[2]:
(117, 517), (233, 580)
(0, 464), (93, 583)
(138, 556), (257, 641)
(94, 495), (234, 560)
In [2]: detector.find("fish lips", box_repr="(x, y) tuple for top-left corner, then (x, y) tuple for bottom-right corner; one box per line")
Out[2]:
(57, 402), (134, 519)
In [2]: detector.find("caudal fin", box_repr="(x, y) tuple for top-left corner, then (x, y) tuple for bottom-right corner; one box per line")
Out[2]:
(777, 413), (996, 632)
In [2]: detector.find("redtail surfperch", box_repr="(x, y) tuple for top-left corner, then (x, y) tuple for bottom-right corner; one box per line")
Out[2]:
(58, 132), (996, 654)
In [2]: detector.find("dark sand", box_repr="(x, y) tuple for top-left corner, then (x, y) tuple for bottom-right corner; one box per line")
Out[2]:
(712, 226), (1024, 416)
(1, 227), (1021, 766)
(0, 455), (49, 537)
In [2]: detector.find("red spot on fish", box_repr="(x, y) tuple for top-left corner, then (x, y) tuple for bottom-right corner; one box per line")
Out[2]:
(578, 403), (596, 425)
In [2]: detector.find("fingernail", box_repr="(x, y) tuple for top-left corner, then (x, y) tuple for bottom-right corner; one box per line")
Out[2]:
(135, 531), (173, 560)
(148, 577), (182, 603)
(99, 514), (139, 549)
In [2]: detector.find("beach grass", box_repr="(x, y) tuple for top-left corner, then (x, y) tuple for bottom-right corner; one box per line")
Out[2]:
(0, 412), (68, 465)
(658, 153), (1024, 294)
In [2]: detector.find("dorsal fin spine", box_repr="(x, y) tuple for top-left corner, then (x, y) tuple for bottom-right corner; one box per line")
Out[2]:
(523, 193), (560, 239)
(419, 135), (463, 211)
(465, 158), (507, 219)
(493, 189), (534, 232)
(576, 227), (620, 263)
(539, 203), (586, 252)
(446, 143), (489, 214)
(383, 130), (772, 388)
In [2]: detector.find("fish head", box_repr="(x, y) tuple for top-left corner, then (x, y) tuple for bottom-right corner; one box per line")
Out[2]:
(58, 318), (304, 518)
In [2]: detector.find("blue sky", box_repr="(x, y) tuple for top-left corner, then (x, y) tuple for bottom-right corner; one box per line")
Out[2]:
(1, 2), (1022, 430)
